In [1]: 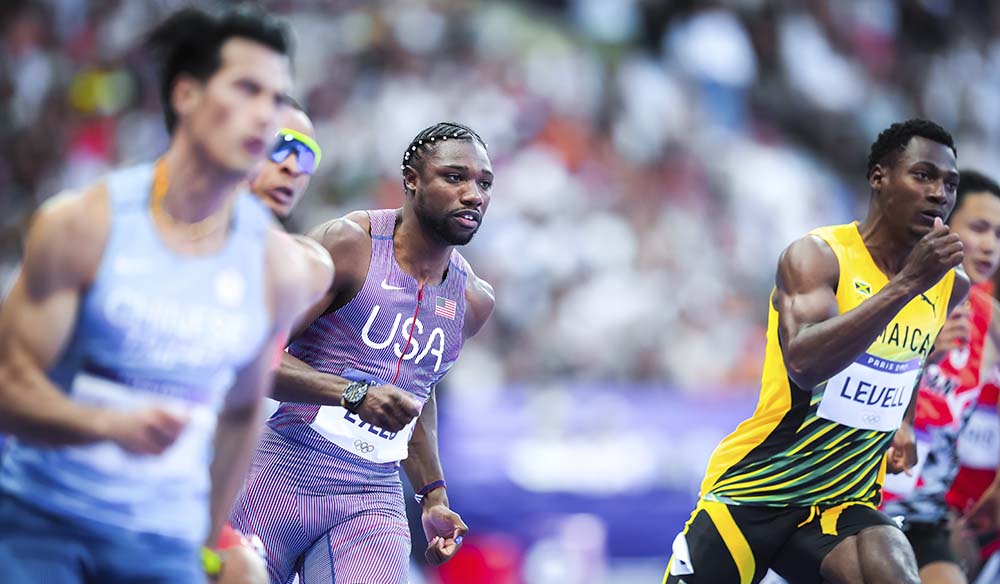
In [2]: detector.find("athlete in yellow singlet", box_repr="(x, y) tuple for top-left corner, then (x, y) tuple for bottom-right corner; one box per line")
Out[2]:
(664, 119), (970, 584)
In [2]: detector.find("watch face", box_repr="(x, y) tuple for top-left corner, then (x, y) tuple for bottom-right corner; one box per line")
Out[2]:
(345, 383), (367, 405)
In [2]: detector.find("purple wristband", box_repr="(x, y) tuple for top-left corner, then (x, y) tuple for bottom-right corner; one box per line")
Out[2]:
(414, 479), (447, 504)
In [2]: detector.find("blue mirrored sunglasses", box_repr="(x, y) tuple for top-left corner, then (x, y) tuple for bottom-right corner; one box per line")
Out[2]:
(269, 129), (322, 175)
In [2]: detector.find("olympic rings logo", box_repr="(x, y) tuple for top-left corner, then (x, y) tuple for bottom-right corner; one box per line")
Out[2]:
(862, 414), (881, 425)
(354, 439), (375, 454)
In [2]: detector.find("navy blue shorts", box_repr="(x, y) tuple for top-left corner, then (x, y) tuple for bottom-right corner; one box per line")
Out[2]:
(0, 495), (204, 584)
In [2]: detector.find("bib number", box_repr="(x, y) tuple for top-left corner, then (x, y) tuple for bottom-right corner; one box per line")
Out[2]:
(308, 367), (421, 463)
(310, 406), (417, 463)
(817, 353), (922, 432)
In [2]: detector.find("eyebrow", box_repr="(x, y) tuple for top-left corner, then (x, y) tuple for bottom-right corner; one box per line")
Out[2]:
(910, 160), (959, 177)
(440, 164), (494, 177)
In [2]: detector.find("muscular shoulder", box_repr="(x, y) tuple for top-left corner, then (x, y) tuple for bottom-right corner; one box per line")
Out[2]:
(306, 210), (373, 293)
(462, 262), (495, 338)
(775, 234), (840, 295)
(264, 228), (334, 324)
(307, 211), (371, 254)
(24, 184), (110, 292)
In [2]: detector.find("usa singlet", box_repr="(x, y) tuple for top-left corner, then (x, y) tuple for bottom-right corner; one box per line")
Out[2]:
(231, 209), (471, 583)
(267, 208), (469, 464)
(701, 222), (954, 508)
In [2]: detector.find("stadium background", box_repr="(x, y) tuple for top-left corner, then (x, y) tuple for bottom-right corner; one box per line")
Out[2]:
(2, 0), (1000, 582)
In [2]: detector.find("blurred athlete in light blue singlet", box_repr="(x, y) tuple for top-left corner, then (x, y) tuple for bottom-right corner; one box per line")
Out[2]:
(0, 7), (332, 583)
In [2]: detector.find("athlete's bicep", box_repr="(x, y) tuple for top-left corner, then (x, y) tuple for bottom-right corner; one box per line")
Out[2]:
(287, 289), (334, 342)
(228, 250), (325, 409)
(0, 192), (105, 376)
(0, 272), (79, 389)
(285, 216), (371, 339)
(774, 235), (840, 351)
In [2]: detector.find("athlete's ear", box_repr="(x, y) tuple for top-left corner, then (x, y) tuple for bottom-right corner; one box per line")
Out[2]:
(402, 164), (419, 198)
(171, 74), (203, 124)
(869, 164), (887, 194)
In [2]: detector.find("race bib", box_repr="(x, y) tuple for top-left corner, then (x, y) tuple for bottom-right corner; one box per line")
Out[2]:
(956, 405), (1000, 470)
(817, 353), (922, 432)
(309, 368), (422, 464)
(310, 406), (418, 463)
(881, 435), (931, 497)
(62, 372), (215, 479)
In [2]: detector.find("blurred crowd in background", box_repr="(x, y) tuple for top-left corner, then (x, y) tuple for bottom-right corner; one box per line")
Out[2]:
(4, 0), (1000, 391)
(4, 1), (1000, 581)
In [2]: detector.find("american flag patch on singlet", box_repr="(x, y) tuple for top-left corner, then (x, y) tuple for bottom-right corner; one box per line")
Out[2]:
(435, 296), (456, 320)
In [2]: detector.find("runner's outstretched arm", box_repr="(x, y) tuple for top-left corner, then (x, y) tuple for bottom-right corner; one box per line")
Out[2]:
(207, 229), (332, 545)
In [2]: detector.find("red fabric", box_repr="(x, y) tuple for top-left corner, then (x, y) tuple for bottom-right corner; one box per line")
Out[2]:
(947, 382), (1000, 512)
(914, 284), (993, 432)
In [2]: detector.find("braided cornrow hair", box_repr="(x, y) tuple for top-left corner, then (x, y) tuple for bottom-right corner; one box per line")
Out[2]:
(401, 122), (488, 193)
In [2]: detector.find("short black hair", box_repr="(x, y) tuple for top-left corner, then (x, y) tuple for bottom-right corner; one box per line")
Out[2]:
(950, 169), (1000, 223)
(866, 119), (956, 178)
(146, 6), (292, 134)
(401, 122), (488, 187)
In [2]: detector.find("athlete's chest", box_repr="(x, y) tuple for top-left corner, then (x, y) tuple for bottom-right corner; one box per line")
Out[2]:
(841, 276), (946, 361)
(81, 255), (263, 369)
(350, 289), (465, 375)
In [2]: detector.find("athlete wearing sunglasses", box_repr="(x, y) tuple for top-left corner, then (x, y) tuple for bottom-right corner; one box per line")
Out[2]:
(250, 105), (322, 218)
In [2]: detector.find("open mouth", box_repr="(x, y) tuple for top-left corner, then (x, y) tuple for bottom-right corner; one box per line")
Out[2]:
(974, 259), (995, 276)
(243, 137), (265, 157)
(269, 186), (293, 205)
(451, 210), (481, 229)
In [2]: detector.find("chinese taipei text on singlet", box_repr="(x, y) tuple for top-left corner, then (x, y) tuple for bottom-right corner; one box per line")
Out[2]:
(0, 163), (272, 545)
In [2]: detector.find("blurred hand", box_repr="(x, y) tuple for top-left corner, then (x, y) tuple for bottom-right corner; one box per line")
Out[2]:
(216, 546), (268, 584)
(103, 407), (187, 455)
(886, 422), (918, 475)
(355, 384), (421, 432)
(422, 503), (468, 566)
(209, 525), (268, 584)
(961, 480), (1000, 536)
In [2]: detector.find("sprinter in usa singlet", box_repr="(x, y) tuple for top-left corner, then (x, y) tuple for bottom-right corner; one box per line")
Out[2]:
(231, 122), (496, 584)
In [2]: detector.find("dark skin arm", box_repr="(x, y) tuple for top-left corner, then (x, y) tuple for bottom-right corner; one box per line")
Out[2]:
(401, 267), (494, 566)
(777, 219), (964, 391)
(404, 389), (467, 566)
(270, 213), (420, 431)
